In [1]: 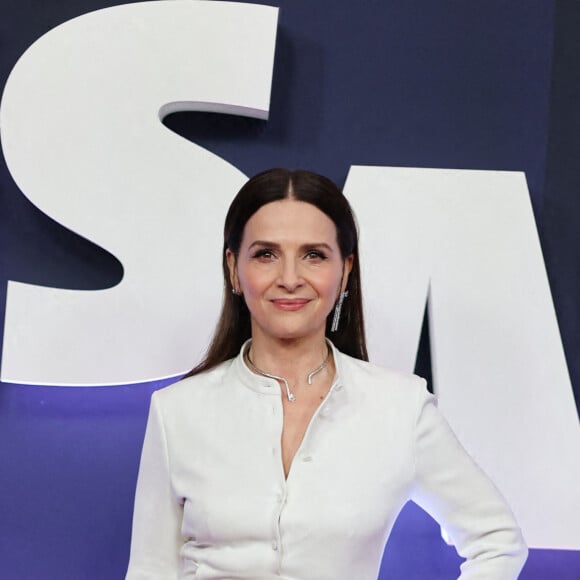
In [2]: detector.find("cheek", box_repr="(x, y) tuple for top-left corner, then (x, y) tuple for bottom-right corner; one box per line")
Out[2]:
(238, 267), (269, 298)
(317, 272), (343, 300)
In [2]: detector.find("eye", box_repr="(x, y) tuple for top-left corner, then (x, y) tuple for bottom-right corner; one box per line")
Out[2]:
(252, 248), (276, 261)
(304, 249), (328, 261)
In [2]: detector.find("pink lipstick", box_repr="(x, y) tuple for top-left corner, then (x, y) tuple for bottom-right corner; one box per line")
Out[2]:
(271, 299), (310, 311)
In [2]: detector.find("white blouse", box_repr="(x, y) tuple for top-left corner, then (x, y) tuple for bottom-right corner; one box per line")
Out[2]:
(126, 343), (527, 579)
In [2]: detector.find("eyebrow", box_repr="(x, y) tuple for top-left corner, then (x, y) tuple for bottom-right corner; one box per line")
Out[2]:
(248, 240), (335, 253)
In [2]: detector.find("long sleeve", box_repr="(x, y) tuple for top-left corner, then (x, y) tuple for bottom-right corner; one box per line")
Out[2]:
(410, 384), (528, 579)
(126, 392), (183, 580)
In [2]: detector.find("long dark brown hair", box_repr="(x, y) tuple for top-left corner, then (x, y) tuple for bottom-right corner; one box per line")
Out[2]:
(184, 168), (368, 378)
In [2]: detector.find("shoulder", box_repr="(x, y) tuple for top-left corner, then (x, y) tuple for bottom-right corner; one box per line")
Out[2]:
(337, 350), (426, 394)
(152, 358), (235, 408)
(334, 350), (430, 423)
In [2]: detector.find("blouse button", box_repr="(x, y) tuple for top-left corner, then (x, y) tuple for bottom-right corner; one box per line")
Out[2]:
(302, 455), (313, 462)
(272, 541), (278, 551)
(335, 384), (344, 391)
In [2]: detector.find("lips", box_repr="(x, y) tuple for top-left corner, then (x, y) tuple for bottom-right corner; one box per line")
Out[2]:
(271, 298), (311, 311)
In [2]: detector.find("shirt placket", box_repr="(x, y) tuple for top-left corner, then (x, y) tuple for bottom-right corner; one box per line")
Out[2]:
(269, 380), (342, 575)
(270, 395), (285, 573)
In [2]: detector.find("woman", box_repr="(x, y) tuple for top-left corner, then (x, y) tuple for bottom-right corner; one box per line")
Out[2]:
(126, 169), (527, 579)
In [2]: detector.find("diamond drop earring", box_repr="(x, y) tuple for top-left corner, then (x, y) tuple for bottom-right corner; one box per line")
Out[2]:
(330, 290), (348, 332)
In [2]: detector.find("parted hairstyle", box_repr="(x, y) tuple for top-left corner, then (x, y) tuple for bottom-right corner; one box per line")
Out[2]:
(184, 168), (368, 378)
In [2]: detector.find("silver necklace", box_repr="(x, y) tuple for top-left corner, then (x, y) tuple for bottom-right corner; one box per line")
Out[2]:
(244, 339), (332, 402)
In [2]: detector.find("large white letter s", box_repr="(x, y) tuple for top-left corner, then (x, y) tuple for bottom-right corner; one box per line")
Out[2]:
(0, 1), (278, 385)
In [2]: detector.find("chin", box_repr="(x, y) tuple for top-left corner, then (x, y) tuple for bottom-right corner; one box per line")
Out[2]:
(252, 312), (328, 342)
(268, 326), (323, 342)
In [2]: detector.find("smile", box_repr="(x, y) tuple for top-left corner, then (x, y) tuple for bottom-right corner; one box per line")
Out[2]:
(271, 299), (311, 311)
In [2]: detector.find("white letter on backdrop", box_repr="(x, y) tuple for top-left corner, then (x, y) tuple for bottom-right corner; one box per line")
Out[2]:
(344, 165), (580, 549)
(0, 1), (278, 385)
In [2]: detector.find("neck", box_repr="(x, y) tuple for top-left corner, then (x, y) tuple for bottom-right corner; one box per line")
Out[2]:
(246, 334), (334, 403)
(248, 333), (330, 383)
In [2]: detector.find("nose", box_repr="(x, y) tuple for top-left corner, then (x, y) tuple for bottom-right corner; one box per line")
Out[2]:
(277, 258), (303, 291)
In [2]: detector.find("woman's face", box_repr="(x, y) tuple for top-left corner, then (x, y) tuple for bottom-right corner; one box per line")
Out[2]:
(227, 198), (352, 344)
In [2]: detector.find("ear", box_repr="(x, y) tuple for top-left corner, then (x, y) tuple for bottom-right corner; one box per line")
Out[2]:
(341, 254), (354, 292)
(225, 248), (239, 293)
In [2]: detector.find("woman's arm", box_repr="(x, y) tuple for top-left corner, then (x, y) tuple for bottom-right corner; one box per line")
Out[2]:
(126, 392), (183, 580)
(411, 383), (528, 579)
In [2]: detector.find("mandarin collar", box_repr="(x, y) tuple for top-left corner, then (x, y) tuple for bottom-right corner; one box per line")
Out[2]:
(232, 338), (345, 398)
